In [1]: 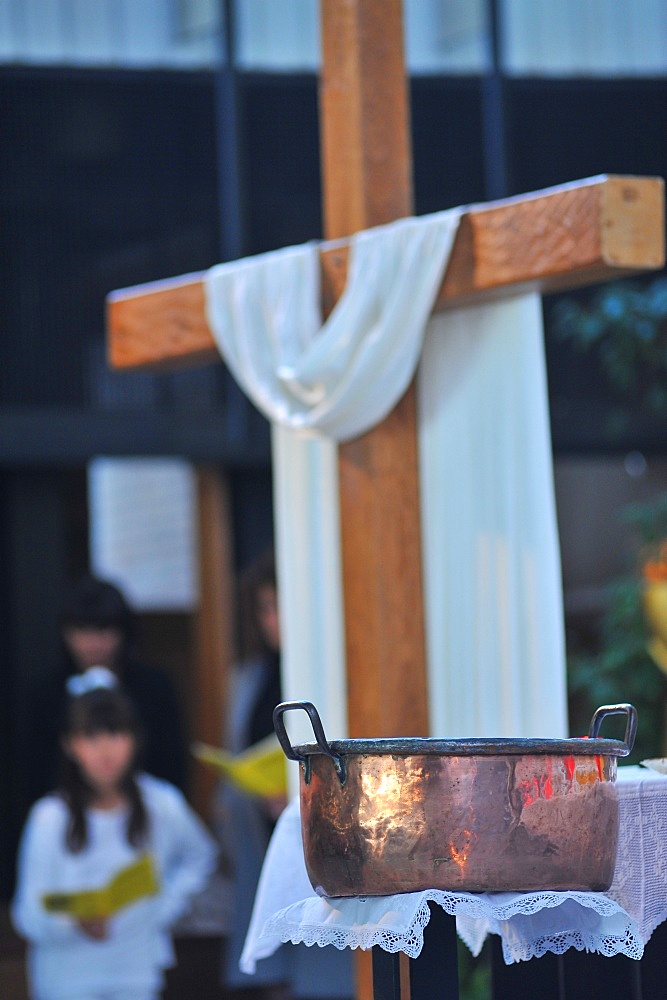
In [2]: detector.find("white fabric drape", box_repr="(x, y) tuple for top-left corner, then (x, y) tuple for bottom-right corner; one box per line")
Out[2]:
(271, 424), (347, 749)
(418, 295), (567, 738)
(205, 209), (461, 441)
(204, 210), (568, 750)
(205, 210), (461, 756)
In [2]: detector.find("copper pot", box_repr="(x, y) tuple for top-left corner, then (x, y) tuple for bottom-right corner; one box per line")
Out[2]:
(273, 702), (637, 897)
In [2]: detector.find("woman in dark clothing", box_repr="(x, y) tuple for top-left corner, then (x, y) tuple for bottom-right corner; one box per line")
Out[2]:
(27, 574), (188, 805)
(219, 552), (286, 997)
(217, 550), (352, 1000)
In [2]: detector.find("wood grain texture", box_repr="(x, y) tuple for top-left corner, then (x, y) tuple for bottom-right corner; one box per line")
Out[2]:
(322, 8), (424, 997)
(319, 0), (413, 239)
(190, 468), (235, 821)
(107, 176), (665, 370)
(437, 174), (665, 305)
(107, 276), (219, 371)
(318, 0), (428, 741)
(338, 384), (428, 738)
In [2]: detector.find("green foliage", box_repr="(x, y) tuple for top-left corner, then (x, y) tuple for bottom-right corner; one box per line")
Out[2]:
(567, 496), (667, 763)
(552, 277), (667, 415)
(457, 940), (491, 1000)
(621, 493), (667, 546)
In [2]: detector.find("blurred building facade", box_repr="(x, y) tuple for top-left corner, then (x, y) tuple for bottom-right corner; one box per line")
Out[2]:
(1, 0), (667, 903)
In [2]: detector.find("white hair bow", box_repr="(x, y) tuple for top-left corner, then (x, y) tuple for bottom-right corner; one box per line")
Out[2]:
(66, 665), (118, 697)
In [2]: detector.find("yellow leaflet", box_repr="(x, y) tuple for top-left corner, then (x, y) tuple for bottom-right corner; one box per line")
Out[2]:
(42, 853), (160, 919)
(192, 733), (287, 798)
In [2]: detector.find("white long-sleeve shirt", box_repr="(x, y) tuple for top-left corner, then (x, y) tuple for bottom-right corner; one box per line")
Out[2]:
(12, 773), (217, 1000)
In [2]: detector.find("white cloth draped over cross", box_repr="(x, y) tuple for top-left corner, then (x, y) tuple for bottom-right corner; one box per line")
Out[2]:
(204, 208), (568, 755)
(205, 210), (461, 441)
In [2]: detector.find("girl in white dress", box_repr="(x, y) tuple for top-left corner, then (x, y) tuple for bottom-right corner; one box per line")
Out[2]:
(12, 667), (216, 1000)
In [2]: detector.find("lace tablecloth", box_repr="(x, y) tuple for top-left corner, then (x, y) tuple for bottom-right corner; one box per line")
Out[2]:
(241, 766), (667, 970)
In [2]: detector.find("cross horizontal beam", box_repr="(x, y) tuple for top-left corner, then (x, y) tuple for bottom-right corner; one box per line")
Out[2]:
(107, 174), (664, 372)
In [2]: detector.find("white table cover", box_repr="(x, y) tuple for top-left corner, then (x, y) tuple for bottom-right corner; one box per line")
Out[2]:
(241, 766), (667, 970)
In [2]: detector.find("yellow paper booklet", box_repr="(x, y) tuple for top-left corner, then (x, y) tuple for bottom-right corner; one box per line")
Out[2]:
(192, 733), (287, 798)
(42, 853), (159, 919)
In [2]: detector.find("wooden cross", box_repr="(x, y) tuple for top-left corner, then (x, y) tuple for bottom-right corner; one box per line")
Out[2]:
(107, 0), (663, 750)
(107, 2), (663, 745)
(107, 4), (662, 996)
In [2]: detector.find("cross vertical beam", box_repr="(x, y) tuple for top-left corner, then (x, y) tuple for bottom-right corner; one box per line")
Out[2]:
(319, 0), (430, 742)
(319, 6), (427, 996)
(319, 0), (413, 238)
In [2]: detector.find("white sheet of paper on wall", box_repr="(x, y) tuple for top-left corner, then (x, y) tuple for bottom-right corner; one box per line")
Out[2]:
(88, 457), (199, 611)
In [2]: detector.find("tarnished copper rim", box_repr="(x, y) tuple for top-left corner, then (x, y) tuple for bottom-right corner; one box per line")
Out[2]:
(291, 736), (630, 758)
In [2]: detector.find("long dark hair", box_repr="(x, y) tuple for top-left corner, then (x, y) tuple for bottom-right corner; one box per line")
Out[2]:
(59, 574), (137, 671)
(59, 685), (148, 853)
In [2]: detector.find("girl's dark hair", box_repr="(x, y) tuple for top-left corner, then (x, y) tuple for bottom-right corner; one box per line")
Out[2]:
(60, 685), (148, 853)
(60, 574), (136, 643)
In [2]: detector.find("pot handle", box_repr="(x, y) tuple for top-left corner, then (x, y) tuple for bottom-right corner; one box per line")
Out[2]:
(273, 701), (347, 784)
(588, 703), (638, 755)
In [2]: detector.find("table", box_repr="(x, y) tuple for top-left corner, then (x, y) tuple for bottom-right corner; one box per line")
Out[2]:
(241, 766), (667, 996)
